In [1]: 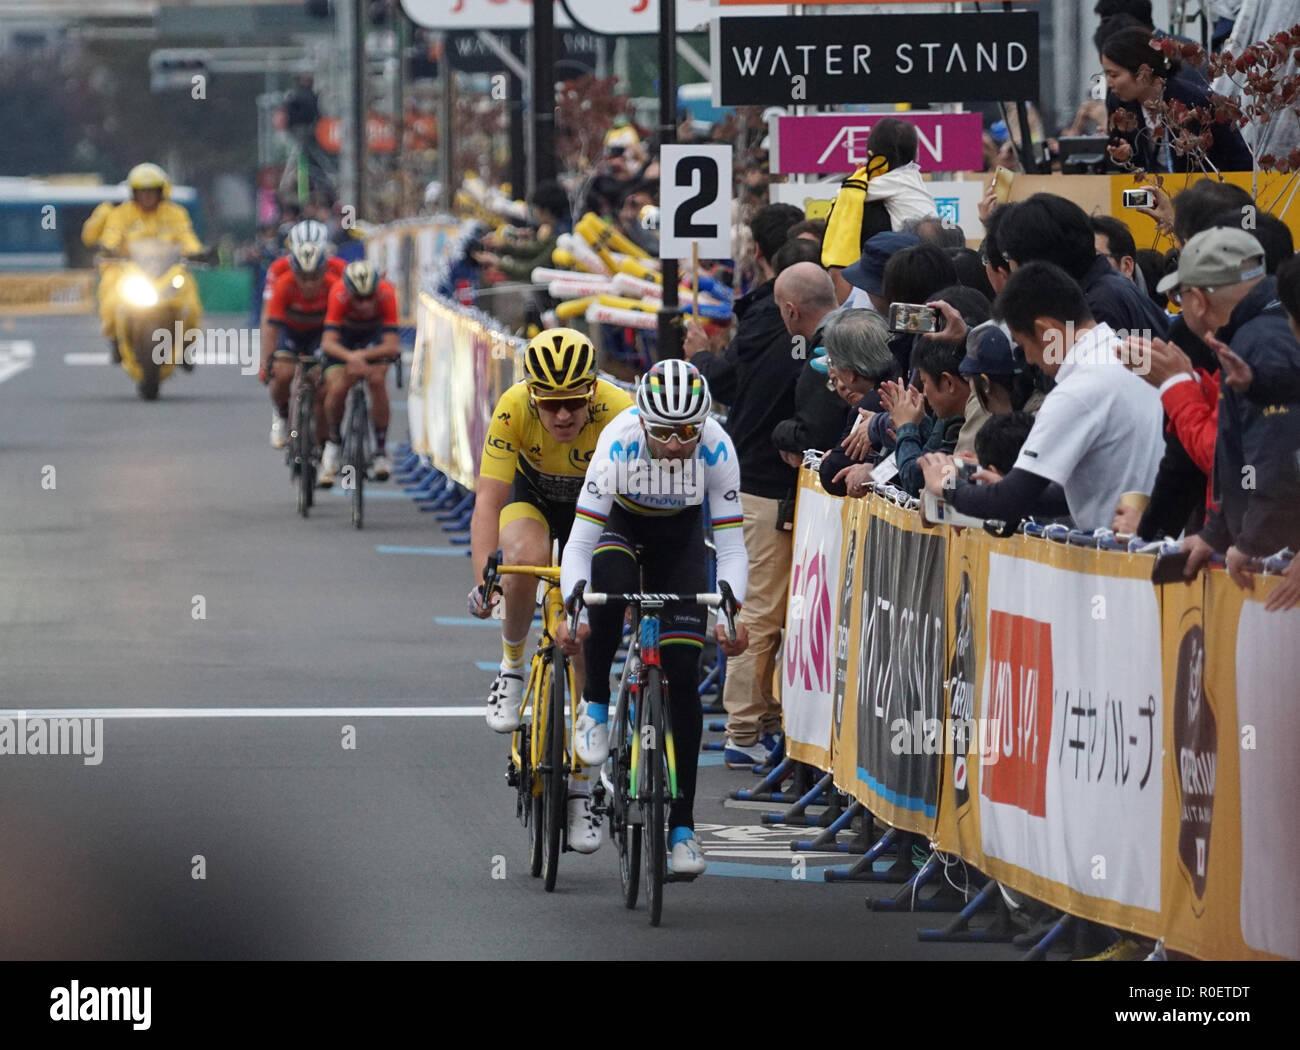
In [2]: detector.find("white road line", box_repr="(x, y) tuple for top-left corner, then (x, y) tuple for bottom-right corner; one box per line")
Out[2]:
(0, 340), (35, 384)
(0, 706), (485, 719)
(64, 352), (110, 365)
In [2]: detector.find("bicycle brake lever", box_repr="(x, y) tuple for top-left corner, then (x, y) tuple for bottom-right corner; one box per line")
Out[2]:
(718, 581), (738, 643)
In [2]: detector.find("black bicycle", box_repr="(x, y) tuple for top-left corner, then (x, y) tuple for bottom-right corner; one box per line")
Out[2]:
(573, 578), (738, 926)
(341, 382), (370, 529)
(287, 356), (320, 518)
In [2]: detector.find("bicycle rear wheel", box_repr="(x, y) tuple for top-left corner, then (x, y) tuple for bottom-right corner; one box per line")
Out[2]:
(643, 666), (667, 926)
(542, 655), (566, 892)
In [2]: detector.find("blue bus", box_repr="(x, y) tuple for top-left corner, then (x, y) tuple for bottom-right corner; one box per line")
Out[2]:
(0, 178), (203, 271)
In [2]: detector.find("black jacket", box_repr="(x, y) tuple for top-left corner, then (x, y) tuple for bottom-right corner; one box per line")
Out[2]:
(1199, 277), (1300, 556)
(771, 322), (847, 462)
(1106, 65), (1254, 173)
(1140, 315), (1215, 539)
(819, 390), (885, 496)
(1081, 255), (1170, 339)
(691, 280), (804, 499)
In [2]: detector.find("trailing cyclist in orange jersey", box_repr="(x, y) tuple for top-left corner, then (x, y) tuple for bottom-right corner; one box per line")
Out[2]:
(259, 237), (340, 452)
(467, 327), (633, 854)
(318, 261), (401, 485)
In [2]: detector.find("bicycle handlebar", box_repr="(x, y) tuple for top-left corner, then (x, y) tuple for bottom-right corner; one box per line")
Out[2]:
(567, 582), (739, 642)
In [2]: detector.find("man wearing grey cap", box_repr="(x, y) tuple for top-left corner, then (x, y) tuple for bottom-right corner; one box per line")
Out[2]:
(1156, 227), (1300, 586)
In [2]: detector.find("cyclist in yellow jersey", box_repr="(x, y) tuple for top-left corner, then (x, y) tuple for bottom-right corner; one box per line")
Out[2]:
(468, 328), (632, 852)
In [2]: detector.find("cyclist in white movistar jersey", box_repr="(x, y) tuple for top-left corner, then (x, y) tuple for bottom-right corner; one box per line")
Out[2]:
(556, 359), (750, 874)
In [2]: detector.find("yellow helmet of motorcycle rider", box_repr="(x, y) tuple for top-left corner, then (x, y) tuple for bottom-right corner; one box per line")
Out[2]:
(127, 163), (171, 208)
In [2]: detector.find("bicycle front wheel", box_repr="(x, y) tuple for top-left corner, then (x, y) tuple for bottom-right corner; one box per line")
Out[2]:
(542, 655), (567, 892)
(295, 383), (314, 518)
(614, 689), (641, 909)
(347, 389), (367, 529)
(643, 667), (666, 926)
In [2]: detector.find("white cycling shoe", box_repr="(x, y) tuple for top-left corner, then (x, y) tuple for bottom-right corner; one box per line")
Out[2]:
(484, 672), (525, 733)
(371, 452), (391, 481)
(573, 702), (610, 766)
(668, 835), (707, 876)
(270, 413), (289, 449)
(318, 440), (342, 488)
(566, 793), (603, 854)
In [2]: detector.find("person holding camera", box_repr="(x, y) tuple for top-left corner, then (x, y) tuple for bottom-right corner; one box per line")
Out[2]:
(918, 261), (1164, 530)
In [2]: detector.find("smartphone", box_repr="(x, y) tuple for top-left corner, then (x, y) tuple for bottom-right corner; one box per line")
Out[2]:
(1123, 188), (1155, 209)
(889, 302), (939, 334)
(992, 166), (1015, 205)
(1151, 550), (1192, 584)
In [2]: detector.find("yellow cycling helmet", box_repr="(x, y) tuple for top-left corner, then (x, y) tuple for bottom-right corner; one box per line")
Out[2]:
(524, 327), (596, 399)
(127, 162), (171, 198)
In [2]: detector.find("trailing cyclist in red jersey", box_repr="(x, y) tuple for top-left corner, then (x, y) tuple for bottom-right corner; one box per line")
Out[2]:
(323, 277), (399, 348)
(265, 268), (340, 334)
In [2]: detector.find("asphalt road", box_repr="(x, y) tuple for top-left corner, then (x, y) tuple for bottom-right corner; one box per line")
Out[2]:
(0, 312), (1013, 960)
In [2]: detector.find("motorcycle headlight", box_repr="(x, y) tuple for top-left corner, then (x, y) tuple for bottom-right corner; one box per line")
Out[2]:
(171, 274), (185, 289)
(120, 274), (159, 308)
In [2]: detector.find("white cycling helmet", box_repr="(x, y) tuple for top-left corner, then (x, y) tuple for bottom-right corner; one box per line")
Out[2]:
(288, 239), (327, 278)
(287, 219), (329, 251)
(636, 358), (712, 428)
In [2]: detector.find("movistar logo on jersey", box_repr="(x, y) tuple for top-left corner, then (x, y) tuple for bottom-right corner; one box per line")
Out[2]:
(609, 439), (641, 462)
(698, 441), (729, 465)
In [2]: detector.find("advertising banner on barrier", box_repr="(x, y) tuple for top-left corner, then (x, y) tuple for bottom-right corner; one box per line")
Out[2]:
(781, 469), (844, 769)
(977, 542), (1165, 929)
(831, 495), (866, 793)
(413, 292), (524, 488)
(790, 470), (1295, 958)
(838, 496), (945, 836)
(1162, 573), (1300, 961)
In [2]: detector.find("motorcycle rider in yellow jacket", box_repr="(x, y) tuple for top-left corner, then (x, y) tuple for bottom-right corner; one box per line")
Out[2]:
(94, 163), (204, 365)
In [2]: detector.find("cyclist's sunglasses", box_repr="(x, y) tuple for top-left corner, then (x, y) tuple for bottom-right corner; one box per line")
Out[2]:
(532, 392), (591, 413)
(644, 422), (702, 443)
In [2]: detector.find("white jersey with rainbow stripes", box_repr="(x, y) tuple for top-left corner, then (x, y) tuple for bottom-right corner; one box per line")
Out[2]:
(560, 407), (748, 606)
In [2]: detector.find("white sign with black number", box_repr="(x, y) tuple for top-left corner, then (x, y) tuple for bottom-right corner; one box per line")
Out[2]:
(659, 145), (733, 260)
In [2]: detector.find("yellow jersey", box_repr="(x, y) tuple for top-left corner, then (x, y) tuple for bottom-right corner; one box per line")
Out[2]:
(480, 379), (633, 503)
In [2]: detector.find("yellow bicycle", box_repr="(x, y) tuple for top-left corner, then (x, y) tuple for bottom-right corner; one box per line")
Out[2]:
(481, 551), (580, 892)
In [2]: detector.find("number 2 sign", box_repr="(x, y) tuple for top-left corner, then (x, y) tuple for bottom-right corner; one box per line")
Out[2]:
(659, 145), (733, 260)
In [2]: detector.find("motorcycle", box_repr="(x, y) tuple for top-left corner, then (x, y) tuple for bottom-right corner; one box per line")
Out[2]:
(104, 238), (202, 400)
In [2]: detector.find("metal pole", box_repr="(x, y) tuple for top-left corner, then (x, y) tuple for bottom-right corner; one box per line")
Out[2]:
(530, 0), (556, 194)
(509, 34), (527, 199)
(392, 1), (405, 213)
(656, 0), (681, 361)
(351, 0), (366, 215)
(438, 32), (452, 211)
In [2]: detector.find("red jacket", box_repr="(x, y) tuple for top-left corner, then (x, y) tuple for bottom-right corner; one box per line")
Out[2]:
(1160, 369), (1218, 511)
